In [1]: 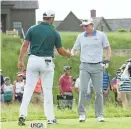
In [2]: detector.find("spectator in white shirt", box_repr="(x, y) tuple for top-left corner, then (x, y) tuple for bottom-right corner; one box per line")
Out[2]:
(13, 72), (25, 103)
(75, 78), (93, 100)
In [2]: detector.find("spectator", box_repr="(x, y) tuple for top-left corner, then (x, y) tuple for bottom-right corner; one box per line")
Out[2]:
(3, 77), (13, 103)
(117, 63), (131, 108)
(22, 69), (26, 81)
(4, 77), (13, 92)
(75, 78), (92, 102)
(111, 69), (121, 105)
(102, 65), (110, 104)
(0, 69), (4, 102)
(59, 66), (73, 108)
(31, 78), (43, 107)
(13, 72), (25, 103)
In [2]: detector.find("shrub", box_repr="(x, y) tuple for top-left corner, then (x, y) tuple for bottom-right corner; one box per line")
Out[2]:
(117, 28), (128, 32)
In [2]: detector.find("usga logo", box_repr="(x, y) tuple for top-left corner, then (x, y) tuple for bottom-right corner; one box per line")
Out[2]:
(30, 122), (44, 128)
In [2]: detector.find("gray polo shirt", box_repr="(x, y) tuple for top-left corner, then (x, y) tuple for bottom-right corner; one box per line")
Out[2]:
(73, 30), (110, 63)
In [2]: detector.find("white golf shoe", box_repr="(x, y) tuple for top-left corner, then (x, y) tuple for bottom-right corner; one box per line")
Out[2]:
(47, 119), (58, 124)
(79, 114), (86, 122)
(97, 116), (104, 122)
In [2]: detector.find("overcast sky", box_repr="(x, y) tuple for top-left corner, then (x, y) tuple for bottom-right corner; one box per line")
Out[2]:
(36, 0), (131, 22)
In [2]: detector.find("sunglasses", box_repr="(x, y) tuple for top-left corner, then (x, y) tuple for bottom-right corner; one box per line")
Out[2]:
(83, 25), (89, 28)
(5, 79), (10, 81)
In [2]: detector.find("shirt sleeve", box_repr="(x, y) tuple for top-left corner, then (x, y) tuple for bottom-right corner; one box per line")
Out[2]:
(55, 31), (62, 48)
(24, 27), (32, 41)
(102, 33), (110, 48)
(73, 34), (81, 51)
(59, 77), (63, 90)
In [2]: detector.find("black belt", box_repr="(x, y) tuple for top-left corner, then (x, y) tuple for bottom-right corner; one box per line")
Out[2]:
(87, 62), (101, 64)
(45, 59), (51, 62)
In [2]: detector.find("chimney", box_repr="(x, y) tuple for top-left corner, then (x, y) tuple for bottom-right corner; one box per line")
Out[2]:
(90, 9), (96, 18)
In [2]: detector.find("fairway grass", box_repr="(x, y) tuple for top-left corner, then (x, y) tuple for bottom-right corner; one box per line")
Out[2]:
(1, 117), (131, 129)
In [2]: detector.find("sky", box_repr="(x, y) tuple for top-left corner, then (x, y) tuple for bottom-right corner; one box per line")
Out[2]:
(36, 0), (131, 22)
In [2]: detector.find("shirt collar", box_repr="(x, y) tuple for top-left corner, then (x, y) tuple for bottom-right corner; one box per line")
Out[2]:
(84, 30), (97, 37)
(40, 22), (51, 26)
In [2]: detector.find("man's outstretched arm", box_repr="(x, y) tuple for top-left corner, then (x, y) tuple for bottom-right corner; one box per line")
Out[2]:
(57, 47), (71, 58)
(18, 40), (30, 70)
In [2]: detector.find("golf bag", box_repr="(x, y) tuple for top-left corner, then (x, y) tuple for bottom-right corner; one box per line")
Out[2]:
(57, 94), (73, 110)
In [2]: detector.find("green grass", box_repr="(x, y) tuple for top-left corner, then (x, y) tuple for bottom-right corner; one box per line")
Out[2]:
(1, 102), (131, 122)
(1, 34), (22, 81)
(1, 117), (131, 129)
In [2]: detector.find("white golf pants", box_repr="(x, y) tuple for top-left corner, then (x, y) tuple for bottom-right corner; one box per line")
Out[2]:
(20, 55), (55, 120)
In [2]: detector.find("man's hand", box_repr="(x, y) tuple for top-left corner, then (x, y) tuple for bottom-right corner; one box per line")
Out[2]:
(71, 49), (78, 56)
(57, 47), (71, 58)
(18, 60), (25, 70)
(66, 49), (71, 58)
(61, 92), (64, 95)
(103, 90), (108, 96)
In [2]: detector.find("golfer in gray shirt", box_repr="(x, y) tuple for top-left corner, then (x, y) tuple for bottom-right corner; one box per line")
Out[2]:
(71, 19), (111, 122)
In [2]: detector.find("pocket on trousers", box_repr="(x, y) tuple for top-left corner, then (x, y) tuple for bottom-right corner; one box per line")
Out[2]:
(45, 61), (55, 69)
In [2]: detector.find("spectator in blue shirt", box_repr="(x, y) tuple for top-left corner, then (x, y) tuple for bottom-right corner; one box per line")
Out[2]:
(102, 64), (110, 104)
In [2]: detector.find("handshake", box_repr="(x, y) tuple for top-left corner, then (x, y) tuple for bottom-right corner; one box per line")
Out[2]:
(65, 49), (77, 58)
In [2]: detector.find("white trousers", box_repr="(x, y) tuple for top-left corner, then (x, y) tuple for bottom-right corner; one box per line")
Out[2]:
(19, 55), (55, 120)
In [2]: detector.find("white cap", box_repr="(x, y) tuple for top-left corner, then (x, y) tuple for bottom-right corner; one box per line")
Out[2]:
(80, 18), (94, 26)
(43, 10), (55, 18)
(17, 72), (23, 77)
(0, 69), (2, 72)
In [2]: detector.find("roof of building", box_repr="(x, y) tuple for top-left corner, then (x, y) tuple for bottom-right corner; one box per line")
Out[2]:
(56, 11), (83, 31)
(1, 0), (39, 9)
(106, 18), (131, 31)
(92, 17), (102, 27)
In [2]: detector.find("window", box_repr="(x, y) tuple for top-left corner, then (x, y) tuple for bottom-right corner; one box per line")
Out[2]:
(13, 22), (22, 29)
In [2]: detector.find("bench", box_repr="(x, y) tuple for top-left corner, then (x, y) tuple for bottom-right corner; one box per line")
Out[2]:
(6, 30), (18, 36)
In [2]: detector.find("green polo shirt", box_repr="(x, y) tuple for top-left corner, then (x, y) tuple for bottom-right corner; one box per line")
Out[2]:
(25, 22), (62, 57)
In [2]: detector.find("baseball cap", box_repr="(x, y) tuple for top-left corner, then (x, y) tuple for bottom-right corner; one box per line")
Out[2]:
(80, 18), (94, 26)
(43, 10), (55, 18)
(0, 69), (2, 72)
(127, 58), (131, 62)
(17, 72), (23, 77)
(4, 77), (10, 81)
(64, 65), (72, 71)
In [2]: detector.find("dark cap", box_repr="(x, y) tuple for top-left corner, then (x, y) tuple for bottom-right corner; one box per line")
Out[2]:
(64, 65), (72, 71)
